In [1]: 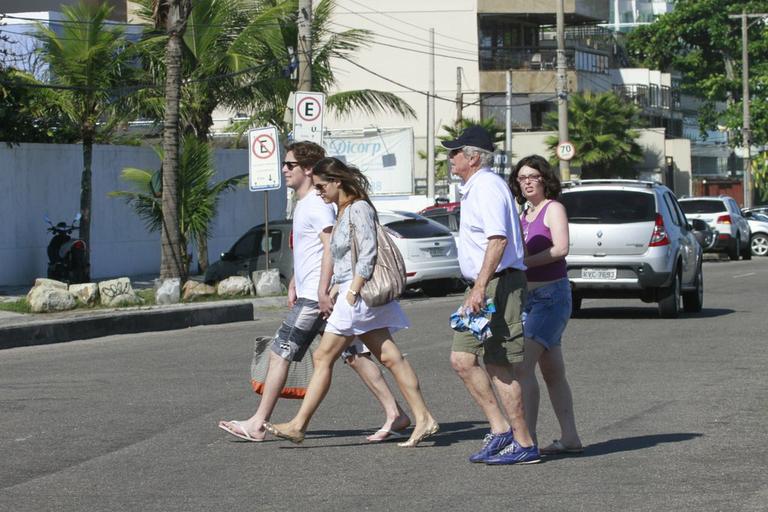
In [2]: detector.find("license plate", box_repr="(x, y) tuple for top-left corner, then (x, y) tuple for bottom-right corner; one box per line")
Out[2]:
(426, 247), (448, 257)
(581, 268), (617, 280)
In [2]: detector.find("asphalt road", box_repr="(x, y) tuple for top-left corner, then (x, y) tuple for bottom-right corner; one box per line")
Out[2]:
(1, 258), (767, 512)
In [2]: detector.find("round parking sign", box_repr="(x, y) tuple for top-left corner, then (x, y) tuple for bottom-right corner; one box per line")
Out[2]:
(556, 141), (576, 161)
(251, 134), (276, 159)
(296, 96), (322, 122)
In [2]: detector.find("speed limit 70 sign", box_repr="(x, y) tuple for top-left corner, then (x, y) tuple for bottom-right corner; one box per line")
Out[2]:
(556, 141), (576, 161)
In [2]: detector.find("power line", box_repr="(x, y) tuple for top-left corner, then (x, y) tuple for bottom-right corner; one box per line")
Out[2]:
(326, 27), (477, 63)
(340, 0), (478, 48)
(328, 14), (477, 57)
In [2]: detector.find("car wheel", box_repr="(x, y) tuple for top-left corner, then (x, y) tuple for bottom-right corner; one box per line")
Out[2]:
(728, 236), (740, 260)
(741, 235), (752, 260)
(682, 263), (703, 313)
(658, 270), (681, 318)
(420, 279), (452, 297)
(751, 233), (768, 257)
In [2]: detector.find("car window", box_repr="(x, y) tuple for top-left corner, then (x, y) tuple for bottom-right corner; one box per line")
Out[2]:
(678, 200), (726, 214)
(671, 197), (689, 227)
(383, 218), (453, 238)
(230, 228), (283, 258)
(424, 213), (451, 229)
(231, 231), (259, 258)
(561, 190), (656, 224)
(663, 193), (682, 226)
(260, 229), (283, 254)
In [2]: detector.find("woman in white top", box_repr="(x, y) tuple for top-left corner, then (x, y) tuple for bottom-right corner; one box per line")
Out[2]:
(265, 158), (439, 448)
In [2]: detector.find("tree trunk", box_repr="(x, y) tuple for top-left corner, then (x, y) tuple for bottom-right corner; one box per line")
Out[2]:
(159, 0), (191, 281)
(79, 130), (93, 279)
(196, 232), (209, 274)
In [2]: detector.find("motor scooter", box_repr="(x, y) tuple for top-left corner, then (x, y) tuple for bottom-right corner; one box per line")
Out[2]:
(45, 213), (89, 284)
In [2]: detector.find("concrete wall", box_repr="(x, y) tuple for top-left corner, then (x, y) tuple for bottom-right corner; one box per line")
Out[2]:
(0, 144), (286, 286)
(666, 138), (693, 197)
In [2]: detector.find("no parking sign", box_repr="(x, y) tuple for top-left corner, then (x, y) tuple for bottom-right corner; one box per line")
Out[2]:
(293, 91), (325, 144)
(248, 126), (281, 191)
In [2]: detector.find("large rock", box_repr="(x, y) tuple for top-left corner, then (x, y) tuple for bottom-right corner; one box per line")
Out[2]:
(26, 278), (67, 302)
(217, 276), (253, 297)
(182, 280), (216, 301)
(98, 277), (140, 307)
(155, 278), (181, 305)
(28, 285), (76, 313)
(69, 283), (99, 305)
(252, 269), (283, 297)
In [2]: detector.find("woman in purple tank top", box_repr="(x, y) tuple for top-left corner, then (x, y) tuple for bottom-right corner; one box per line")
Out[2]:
(508, 155), (583, 455)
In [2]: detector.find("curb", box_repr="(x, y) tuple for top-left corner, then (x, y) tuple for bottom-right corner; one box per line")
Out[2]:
(0, 300), (266, 350)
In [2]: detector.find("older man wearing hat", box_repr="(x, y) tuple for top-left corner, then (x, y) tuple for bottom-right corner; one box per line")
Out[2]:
(444, 125), (540, 465)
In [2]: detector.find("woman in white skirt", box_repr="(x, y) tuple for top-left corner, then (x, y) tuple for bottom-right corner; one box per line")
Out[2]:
(264, 158), (439, 447)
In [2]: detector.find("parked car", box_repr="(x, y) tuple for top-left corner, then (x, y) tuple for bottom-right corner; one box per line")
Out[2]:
(743, 205), (768, 216)
(678, 196), (751, 260)
(204, 220), (293, 286)
(560, 179), (704, 318)
(742, 210), (768, 257)
(205, 211), (463, 297)
(378, 210), (463, 296)
(419, 201), (461, 245)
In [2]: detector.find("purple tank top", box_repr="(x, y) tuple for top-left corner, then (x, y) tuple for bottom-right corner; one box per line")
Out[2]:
(520, 201), (567, 282)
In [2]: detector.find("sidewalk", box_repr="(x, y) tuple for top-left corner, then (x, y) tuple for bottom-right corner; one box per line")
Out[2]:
(0, 275), (287, 350)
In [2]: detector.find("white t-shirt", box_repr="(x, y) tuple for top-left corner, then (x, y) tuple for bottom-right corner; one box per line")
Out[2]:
(292, 192), (335, 301)
(457, 168), (526, 280)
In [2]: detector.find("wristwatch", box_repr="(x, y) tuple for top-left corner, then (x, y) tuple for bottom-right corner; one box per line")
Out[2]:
(348, 289), (359, 296)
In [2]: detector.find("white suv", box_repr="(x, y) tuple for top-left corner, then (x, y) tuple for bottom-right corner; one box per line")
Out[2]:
(561, 180), (704, 318)
(678, 196), (751, 260)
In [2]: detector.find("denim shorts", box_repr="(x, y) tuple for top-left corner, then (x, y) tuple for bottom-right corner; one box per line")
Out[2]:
(522, 278), (572, 349)
(270, 298), (326, 362)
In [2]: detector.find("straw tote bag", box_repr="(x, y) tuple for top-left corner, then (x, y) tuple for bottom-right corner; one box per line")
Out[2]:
(350, 218), (407, 307)
(250, 336), (316, 399)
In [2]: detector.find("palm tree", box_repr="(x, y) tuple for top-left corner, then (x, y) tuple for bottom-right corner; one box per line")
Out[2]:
(152, 0), (192, 280)
(131, 0), (414, 270)
(109, 135), (247, 272)
(418, 118), (504, 180)
(544, 91), (644, 179)
(236, 0), (416, 131)
(34, 1), (134, 276)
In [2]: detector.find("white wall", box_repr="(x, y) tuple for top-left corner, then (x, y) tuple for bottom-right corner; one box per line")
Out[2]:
(324, 0), (482, 180)
(0, 144), (286, 286)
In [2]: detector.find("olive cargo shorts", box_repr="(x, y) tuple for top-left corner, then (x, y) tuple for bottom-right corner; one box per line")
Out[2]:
(451, 270), (527, 365)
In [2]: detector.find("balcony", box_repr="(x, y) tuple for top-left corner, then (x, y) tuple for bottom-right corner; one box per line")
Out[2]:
(478, 0), (609, 23)
(480, 47), (610, 74)
(613, 84), (681, 110)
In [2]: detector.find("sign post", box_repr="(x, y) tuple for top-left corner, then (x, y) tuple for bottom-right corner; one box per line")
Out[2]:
(293, 91), (325, 144)
(248, 126), (282, 271)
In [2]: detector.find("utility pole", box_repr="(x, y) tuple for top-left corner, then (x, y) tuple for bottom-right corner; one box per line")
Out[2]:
(728, 11), (767, 208)
(506, 70), (513, 173)
(297, 0), (312, 91)
(556, 0), (570, 181)
(456, 67), (463, 124)
(427, 28), (435, 198)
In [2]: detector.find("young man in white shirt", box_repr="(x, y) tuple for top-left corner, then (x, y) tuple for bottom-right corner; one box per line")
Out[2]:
(219, 142), (409, 442)
(444, 126), (540, 465)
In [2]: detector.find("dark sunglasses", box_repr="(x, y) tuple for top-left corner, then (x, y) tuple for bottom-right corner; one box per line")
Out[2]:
(314, 181), (332, 192)
(282, 160), (300, 170)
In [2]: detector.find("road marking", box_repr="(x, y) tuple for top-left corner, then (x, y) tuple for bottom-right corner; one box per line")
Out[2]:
(733, 272), (756, 278)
